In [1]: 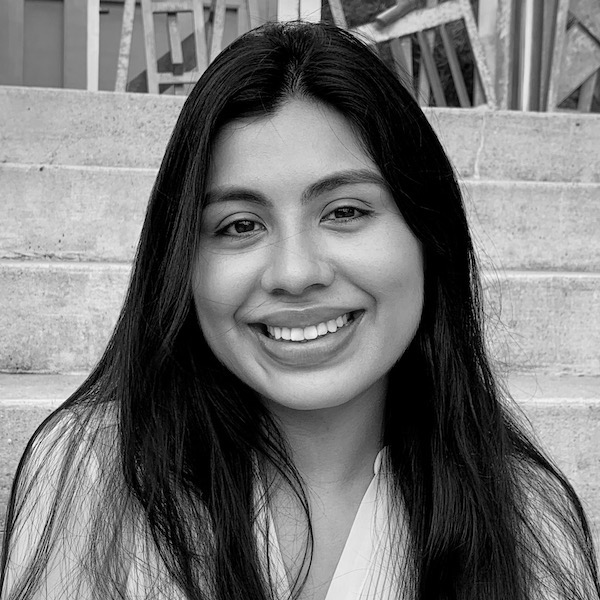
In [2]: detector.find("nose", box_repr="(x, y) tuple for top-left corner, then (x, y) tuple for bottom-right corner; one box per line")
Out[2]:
(260, 231), (335, 296)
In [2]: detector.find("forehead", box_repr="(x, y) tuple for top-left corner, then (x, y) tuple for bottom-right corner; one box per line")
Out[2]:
(207, 99), (380, 192)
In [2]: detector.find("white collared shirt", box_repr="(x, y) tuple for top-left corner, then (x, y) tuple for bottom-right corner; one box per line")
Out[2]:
(254, 449), (407, 600)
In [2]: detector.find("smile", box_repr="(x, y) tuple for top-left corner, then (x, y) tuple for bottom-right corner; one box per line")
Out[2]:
(252, 311), (364, 368)
(265, 312), (353, 342)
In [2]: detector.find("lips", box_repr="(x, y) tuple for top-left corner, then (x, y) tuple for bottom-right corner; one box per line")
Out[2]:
(250, 310), (364, 368)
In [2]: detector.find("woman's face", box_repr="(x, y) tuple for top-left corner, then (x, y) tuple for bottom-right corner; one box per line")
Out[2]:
(192, 99), (424, 411)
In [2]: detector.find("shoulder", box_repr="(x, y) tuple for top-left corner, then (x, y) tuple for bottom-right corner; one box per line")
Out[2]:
(2, 401), (209, 600)
(12, 403), (121, 503)
(12, 406), (108, 500)
(1, 403), (120, 599)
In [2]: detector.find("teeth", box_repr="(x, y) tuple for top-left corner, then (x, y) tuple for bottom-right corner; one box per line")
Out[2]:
(304, 325), (318, 340)
(290, 328), (304, 341)
(265, 313), (354, 342)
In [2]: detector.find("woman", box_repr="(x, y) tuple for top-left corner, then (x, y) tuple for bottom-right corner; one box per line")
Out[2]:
(1, 21), (598, 600)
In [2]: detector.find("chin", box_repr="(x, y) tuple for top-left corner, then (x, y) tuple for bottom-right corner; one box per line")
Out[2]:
(257, 376), (388, 415)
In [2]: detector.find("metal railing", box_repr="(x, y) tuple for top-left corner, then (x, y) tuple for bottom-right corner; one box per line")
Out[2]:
(0, 0), (598, 111)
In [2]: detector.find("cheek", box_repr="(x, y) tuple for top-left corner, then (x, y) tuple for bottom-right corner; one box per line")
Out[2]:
(355, 229), (424, 355)
(386, 236), (425, 317)
(191, 250), (260, 334)
(347, 225), (424, 298)
(192, 253), (233, 335)
(191, 259), (240, 373)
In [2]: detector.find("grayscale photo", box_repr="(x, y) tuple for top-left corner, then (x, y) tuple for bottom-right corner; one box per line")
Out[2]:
(1, 1), (599, 599)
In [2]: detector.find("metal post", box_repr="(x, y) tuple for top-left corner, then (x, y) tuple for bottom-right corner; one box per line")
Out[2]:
(473, 0), (499, 106)
(115, 0), (137, 92)
(512, 0), (545, 110)
(87, 0), (100, 91)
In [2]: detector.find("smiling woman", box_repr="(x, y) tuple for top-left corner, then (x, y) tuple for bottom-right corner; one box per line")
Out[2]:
(1, 21), (599, 600)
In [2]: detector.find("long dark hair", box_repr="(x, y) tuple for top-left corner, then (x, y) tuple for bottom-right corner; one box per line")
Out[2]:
(2, 22), (598, 600)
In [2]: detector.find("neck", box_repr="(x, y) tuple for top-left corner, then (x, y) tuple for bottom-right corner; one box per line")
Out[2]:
(264, 378), (387, 491)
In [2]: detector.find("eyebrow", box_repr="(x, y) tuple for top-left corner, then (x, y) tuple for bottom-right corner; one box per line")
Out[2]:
(204, 168), (388, 207)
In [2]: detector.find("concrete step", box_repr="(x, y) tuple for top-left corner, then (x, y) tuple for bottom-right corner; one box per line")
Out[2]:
(464, 180), (600, 272)
(2, 162), (599, 270)
(0, 261), (129, 372)
(0, 261), (598, 374)
(0, 163), (152, 262)
(1, 86), (599, 182)
(508, 374), (600, 549)
(483, 272), (600, 375)
(1, 373), (598, 544)
(0, 87), (182, 171)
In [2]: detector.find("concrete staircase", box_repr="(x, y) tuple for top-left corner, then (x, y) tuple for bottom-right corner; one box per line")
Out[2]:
(1, 86), (599, 544)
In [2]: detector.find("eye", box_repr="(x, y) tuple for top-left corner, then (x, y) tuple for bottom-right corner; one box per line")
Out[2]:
(322, 206), (371, 223)
(218, 219), (265, 237)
